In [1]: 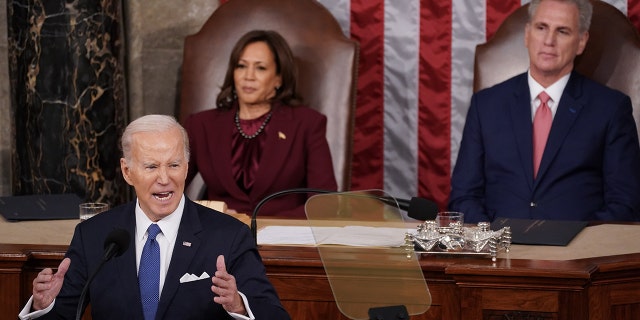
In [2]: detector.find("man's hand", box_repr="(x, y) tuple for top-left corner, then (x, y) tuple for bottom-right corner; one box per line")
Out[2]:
(211, 255), (246, 315)
(32, 258), (70, 310)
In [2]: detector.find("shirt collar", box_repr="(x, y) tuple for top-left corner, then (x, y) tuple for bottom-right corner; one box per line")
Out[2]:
(135, 195), (185, 241)
(527, 71), (570, 104)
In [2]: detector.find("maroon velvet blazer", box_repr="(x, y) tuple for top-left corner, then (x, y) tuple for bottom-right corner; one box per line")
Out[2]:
(185, 104), (337, 218)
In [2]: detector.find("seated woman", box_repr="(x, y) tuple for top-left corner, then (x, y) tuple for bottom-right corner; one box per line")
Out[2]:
(185, 30), (337, 218)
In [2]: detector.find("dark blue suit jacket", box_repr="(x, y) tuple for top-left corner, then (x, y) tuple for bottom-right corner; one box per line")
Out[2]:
(44, 199), (290, 319)
(450, 72), (640, 223)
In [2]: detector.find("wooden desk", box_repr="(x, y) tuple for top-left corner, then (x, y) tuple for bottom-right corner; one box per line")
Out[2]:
(1, 219), (639, 320)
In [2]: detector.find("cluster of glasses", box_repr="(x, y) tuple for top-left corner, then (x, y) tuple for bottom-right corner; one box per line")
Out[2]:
(405, 219), (511, 262)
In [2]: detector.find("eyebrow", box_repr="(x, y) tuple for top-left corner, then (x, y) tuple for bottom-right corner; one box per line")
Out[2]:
(533, 20), (574, 30)
(239, 60), (267, 66)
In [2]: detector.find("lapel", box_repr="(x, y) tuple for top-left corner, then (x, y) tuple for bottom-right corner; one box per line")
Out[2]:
(250, 105), (298, 199)
(112, 203), (144, 317)
(155, 200), (203, 319)
(207, 108), (250, 201)
(534, 72), (585, 185)
(509, 74), (536, 190)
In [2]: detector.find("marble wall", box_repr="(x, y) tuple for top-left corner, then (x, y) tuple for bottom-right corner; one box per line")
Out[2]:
(7, 0), (128, 203)
(1, 3), (10, 196)
(0, 0), (219, 201)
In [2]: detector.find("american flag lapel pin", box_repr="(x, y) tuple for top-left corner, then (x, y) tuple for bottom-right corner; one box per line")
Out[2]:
(278, 131), (286, 140)
(182, 241), (192, 247)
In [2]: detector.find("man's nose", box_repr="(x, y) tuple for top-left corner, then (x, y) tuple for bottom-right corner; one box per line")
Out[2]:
(157, 167), (169, 184)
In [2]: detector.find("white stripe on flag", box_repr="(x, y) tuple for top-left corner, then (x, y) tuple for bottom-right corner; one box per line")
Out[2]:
(316, 0), (636, 206)
(606, 0), (628, 13)
(450, 1), (487, 172)
(383, 0), (421, 199)
(317, 0), (351, 36)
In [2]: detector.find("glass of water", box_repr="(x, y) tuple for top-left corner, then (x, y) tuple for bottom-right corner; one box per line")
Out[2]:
(79, 202), (109, 221)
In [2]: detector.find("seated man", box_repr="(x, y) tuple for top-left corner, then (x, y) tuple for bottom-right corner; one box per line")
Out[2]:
(20, 114), (290, 319)
(449, 0), (640, 223)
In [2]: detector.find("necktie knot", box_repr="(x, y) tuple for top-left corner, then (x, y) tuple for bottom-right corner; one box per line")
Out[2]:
(538, 91), (550, 105)
(147, 224), (161, 240)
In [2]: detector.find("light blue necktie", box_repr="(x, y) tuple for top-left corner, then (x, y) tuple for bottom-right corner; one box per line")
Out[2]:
(139, 224), (162, 320)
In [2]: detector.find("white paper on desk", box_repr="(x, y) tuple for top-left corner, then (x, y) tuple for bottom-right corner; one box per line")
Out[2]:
(257, 226), (411, 247)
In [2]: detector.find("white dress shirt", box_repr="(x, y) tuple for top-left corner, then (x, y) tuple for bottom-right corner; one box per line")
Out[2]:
(527, 71), (570, 122)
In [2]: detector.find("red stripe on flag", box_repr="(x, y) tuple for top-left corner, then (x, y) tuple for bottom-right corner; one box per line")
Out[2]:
(486, 0), (522, 41)
(417, 1), (453, 211)
(629, 0), (640, 30)
(349, 0), (386, 190)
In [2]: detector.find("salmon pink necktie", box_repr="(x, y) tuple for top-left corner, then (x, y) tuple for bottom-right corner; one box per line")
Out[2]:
(533, 91), (551, 178)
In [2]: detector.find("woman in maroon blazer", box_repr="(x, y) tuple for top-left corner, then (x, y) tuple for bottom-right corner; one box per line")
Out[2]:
(185, 30), (337, 218)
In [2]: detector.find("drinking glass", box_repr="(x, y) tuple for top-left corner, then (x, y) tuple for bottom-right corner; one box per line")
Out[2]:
(436, 211), (464, 229)
(79, 202), (109, 221)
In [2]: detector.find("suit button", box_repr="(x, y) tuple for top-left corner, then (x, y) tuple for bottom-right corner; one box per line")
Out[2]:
(530, 202), (537, 207)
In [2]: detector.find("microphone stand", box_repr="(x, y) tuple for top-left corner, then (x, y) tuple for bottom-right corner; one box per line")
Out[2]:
(75, 254), (109, 320)
(250, 188), (331, 245)
(75, 236), (128, 320)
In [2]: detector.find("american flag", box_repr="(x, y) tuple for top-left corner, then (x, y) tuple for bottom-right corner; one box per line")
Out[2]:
(317, 0), (640, 209)
(218, 0), (640, 209)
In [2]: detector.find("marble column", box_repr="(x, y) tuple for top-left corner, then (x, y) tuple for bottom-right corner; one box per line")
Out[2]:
(6, 0), (128, 204)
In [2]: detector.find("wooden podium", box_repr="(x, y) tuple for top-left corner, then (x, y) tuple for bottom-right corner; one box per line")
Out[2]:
(1, 218), (639, 320)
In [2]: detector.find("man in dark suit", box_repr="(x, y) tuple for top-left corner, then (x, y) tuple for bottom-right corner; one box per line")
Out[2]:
(20, 114), (290, 319)
(449, 0), (640, 223)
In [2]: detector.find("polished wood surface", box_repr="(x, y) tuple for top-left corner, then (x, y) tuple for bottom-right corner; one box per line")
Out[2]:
(2, 219), (640, 320)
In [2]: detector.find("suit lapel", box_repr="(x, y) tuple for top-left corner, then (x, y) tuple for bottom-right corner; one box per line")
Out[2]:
(155, 200), (203, 319)
(510, 75), (536, 189)
(250, 105), (298, 198)
(535, 72), (584, 182)
(113, 204), (144, 317)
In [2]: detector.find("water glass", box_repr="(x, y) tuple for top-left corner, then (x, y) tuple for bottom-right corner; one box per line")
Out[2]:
(436, 211), (464, 229)
(79, 202), (109, 221)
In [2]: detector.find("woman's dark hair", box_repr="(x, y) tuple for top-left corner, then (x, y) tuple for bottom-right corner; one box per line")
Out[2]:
(216, 30), (302, 109)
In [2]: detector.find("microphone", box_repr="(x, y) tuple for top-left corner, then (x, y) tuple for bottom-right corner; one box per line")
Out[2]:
(406, 197), (439, 221)
(102, 228), (131, 261)
(76, 228), (130, 320)
(250, 188), (439, 244)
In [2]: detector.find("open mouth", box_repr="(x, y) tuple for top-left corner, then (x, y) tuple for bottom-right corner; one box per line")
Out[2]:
(153, 191), (174, 201)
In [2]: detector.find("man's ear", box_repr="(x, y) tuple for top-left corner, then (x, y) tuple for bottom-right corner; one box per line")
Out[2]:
(120, 158), (134, 186)
(577, 31), (589, 55)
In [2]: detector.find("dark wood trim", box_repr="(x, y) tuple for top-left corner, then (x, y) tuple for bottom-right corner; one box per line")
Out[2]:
(2, 241), (640, 319)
